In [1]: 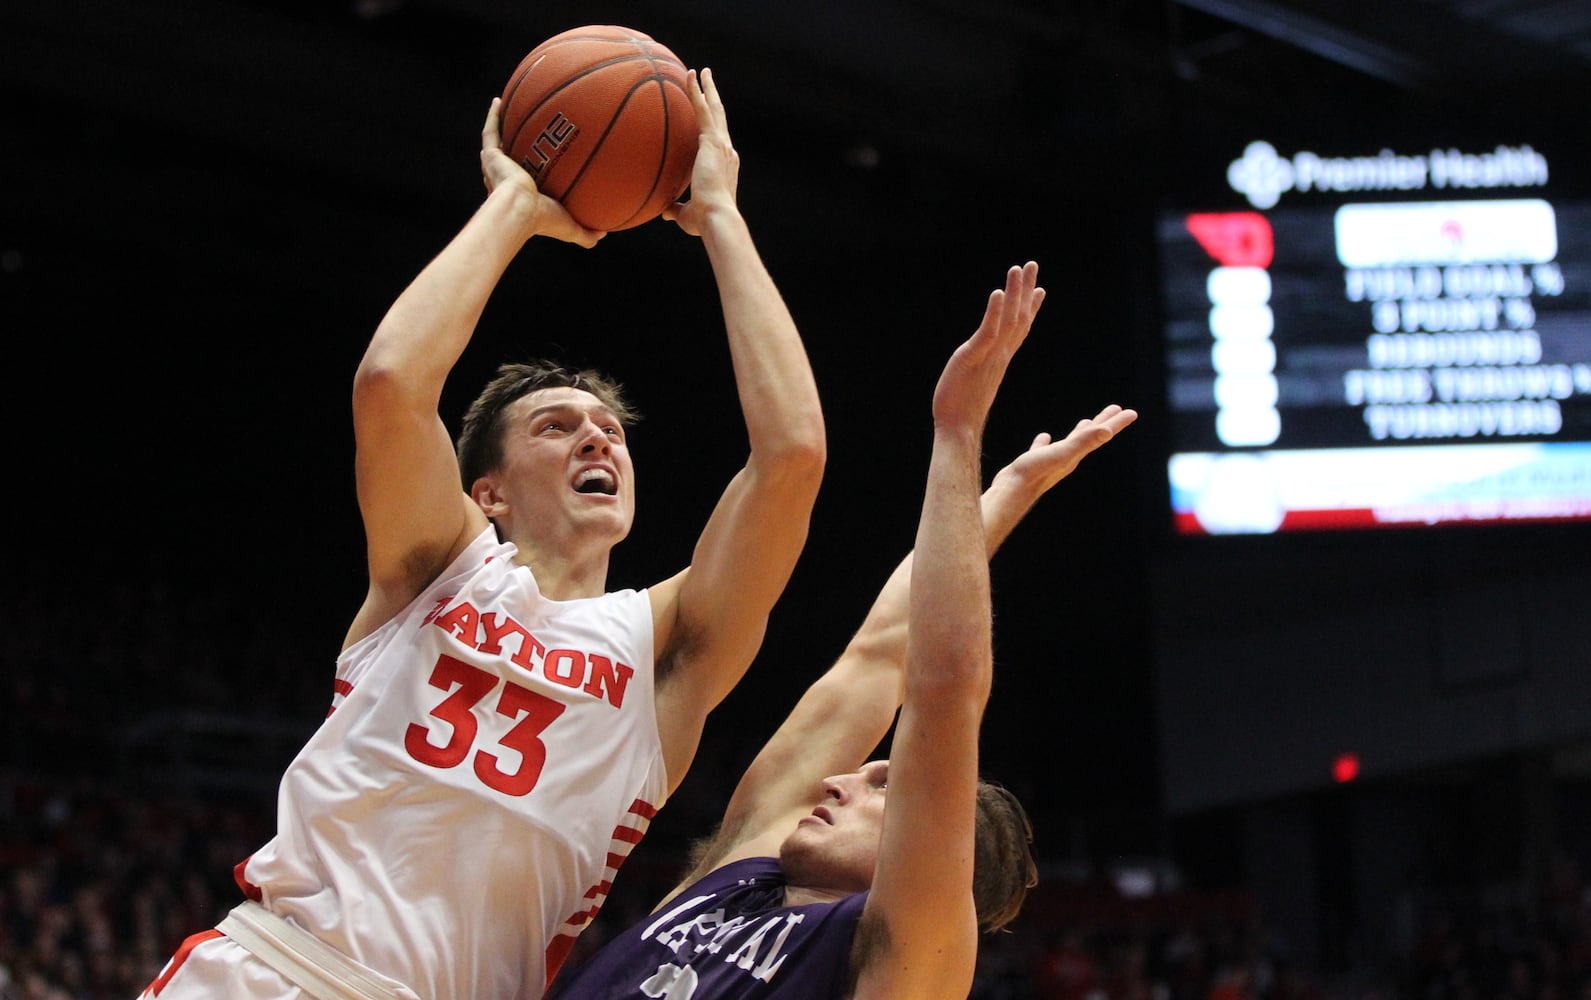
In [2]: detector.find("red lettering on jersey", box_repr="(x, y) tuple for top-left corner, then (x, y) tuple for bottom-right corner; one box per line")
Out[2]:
(426, 600), (635, 708)
(430, 600), (480, 642)
(504, 627), (548, 674)
(405, 655), (495, 769)
(478, 611), (545, 670)
(474, 681), (566, 795)
(421, 595), (453, 626)
(543, 648), (586, 688)
(583, 654), (633, 708)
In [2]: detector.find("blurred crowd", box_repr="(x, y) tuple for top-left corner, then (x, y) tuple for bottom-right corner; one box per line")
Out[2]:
(0, 776), (270, 1000)
(7, 559), (1591, 1000)
(8, 765), (1591, 1000)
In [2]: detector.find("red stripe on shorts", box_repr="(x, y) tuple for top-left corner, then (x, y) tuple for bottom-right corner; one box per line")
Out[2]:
(144, 928), (223, 996)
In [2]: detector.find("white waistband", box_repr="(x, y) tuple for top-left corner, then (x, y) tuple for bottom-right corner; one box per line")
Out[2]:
(217, 900), (421, 1000)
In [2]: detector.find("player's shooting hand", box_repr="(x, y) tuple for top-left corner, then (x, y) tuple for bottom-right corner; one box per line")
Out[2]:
(989, 406), (1140, 502)
(663, 68), (740, 237)
(932, 262), (1045, 435)
(480, 98), (603, 248)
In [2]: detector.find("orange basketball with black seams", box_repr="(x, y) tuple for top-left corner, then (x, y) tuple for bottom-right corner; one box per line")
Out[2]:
(499, 26), (698, 232)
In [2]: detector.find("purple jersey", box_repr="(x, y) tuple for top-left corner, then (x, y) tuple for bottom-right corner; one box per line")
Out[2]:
(545, 857), (867, 999)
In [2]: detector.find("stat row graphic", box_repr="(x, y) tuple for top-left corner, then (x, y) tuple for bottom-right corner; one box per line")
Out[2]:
(1159, 195), (1591, 535)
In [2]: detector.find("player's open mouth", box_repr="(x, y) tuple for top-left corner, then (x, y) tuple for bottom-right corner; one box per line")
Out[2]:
(573, 468), (618, 496)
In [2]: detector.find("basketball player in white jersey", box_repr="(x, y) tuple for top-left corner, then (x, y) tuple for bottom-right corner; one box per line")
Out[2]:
(139, 66), (825, 1000)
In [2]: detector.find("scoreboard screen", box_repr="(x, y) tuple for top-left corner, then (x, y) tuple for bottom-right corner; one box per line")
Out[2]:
(1157, 140), (1591, 534)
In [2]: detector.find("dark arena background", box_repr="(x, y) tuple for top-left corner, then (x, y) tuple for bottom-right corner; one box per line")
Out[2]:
(4, 2), (1591, 997)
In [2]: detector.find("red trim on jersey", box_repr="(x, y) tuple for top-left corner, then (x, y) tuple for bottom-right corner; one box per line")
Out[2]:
(328, 678), (355, 717)
(233, 856), (262, 902)
(546, 803), (661, 991)
(627, 798), (658, 820)
(144, 928), (223, 996)
(545, 932), (578, 990)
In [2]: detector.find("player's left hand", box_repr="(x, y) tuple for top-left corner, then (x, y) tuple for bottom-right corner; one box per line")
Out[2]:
(990, 406), (1139, 501)
(663, 68), (740, 237)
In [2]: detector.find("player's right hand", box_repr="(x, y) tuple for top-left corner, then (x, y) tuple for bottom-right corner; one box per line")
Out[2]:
(481, 98), (604, 248)
(989, 406), (1139, 501)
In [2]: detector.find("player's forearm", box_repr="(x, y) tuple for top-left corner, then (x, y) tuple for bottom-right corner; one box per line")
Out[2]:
(908, 430), (992, 695)
(834, 556), (913, 681)
(979, 473), (1043, 557)
(359, 183), (541, 397)
(845, 471), (1033, 674)
(698, 210), (826, 471)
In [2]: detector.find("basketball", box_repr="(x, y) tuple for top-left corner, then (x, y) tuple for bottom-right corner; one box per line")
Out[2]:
(499, 26), (698, 232)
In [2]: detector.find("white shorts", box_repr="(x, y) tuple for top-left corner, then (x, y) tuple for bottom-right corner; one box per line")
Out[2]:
(141, 931), (309, 999)
(141, 904), (419, 1000)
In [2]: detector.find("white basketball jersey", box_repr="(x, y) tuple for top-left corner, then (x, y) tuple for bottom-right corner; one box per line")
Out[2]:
(239, 527), (667, 1000)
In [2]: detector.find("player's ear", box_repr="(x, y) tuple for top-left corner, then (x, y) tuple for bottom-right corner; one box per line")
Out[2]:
(471, 476), (508, 517)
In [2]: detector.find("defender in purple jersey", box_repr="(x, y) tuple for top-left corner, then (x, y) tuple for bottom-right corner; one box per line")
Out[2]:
(547, 262), (1138, 1000)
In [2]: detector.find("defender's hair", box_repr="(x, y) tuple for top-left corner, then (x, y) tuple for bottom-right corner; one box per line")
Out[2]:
(972, 779), (1039, 933)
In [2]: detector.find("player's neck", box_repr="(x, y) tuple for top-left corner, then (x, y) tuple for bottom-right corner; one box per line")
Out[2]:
(512, 538), (612, 600)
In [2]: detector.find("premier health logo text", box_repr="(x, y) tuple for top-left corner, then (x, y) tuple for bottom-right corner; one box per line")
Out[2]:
(1226, 141), (1549, 209)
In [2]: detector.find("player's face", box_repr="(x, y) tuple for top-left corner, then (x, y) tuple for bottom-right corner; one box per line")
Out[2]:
(778, 759), (889, 894)
(492, 387), (636, 545)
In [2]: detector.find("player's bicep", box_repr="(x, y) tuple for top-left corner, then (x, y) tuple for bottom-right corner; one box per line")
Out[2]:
(352, 387), (483, 600)
(669, 465), (818, 700)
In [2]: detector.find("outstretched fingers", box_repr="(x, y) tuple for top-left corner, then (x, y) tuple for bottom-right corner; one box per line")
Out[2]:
(1086, 403), (1140, 439)
(1000, 260), (1044, 338)
(664, 67), (739, 233)
(992, 405), (1138, 497)
(696, 66), (728, 132)
(1060, 404), (1140, 455)
(971, 262), (1044, 360)
(932, 262), (1047, 431)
